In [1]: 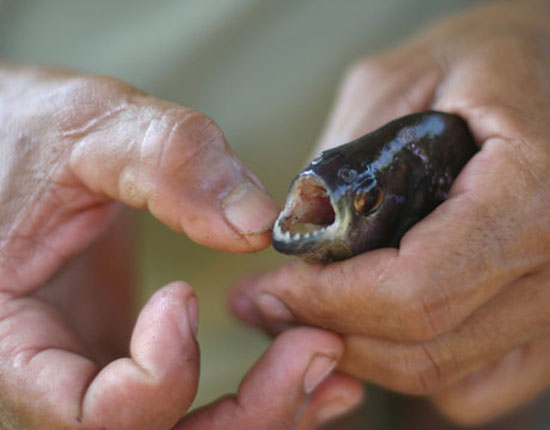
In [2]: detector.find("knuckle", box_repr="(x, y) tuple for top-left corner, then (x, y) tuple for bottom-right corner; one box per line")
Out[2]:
(469, 141), (550, 265)
(478, 34), (542, 67)
(178, 109), (225, 143)
(267, 261), (311, 300)
(66, 74), (139, 102)
(59, 74), (142, 142)
(84, 73), (136, 94)
(535, 272), (550, 326)
(262, 262), (338, 323)
(503, 140), (547, 199)
(496, 145), (550, 264)
(310, 263), (353, 323)
(344, 56), (393, 86)
(397, 282), (455, 342)
(155, 109), (227, 173)
(397, 300), (435, 342)
(395, 344), (446, 395)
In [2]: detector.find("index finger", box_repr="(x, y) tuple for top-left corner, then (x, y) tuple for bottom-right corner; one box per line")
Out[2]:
(65, 76), (279, 252)
(1, 73), (281, 294)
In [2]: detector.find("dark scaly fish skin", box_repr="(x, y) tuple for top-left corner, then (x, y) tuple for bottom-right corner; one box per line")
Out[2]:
(272, 111), (479, 262)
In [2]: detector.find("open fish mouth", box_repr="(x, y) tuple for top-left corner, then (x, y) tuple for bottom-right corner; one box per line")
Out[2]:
(272, 174), (341, 245)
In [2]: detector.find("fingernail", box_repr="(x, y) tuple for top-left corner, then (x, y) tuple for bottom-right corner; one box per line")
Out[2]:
(317, 397), (362, 425)
(223, 181), (280, 234)
(303, 355), (337, 394)
(231, 293), (264, 327)
(186, 296), (199, 338)
(256, 293), (294, 325)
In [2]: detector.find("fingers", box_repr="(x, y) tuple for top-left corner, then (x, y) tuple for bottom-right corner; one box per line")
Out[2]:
(64, 76), (279, 253)
(242, 15), (550, 345)
(316, 50), (442, 153)
(177, 327), (364, 430)
(232, 132), (550, 343)
(335, 269), (550, 395)
(82, 282), (199, 429)
(0, 281), (200, 429)
(230, 252), (406, 338)
(430, 337), (550, 427)
(229, 56), (483, 341)
(299, 373), (364, 429)
(232, 265), (550, 401)
(1, 72), (279, 294)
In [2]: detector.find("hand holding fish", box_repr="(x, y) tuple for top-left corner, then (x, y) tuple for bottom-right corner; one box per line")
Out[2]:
(0, 67), (362, 429)
(231, 0), (550, 426)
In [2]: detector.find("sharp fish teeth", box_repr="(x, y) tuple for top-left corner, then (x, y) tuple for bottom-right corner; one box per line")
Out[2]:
(274, 218), (340, 243)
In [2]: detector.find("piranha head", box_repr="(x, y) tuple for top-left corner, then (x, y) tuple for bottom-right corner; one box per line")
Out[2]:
(272, 111), (479, 262)
(272, 146), (390, 262)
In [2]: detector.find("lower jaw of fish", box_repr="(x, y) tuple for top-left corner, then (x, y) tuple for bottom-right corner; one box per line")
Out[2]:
(272, 215), (339, 246)
(272, 221), (352, 262)
(271, 173), (356, 261)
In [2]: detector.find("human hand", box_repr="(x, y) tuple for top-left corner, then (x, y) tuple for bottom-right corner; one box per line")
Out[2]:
(230, 0), (550, 426)
(0, 65), (362, 428)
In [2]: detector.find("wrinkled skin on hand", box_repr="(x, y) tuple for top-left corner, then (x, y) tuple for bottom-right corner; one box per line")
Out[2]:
(0, 66), (363, 429)
(231, 0), (550, 426)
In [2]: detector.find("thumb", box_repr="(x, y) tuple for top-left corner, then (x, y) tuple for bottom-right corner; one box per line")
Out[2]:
(82, 281), (200, 430)
(66, 75), (279, 252)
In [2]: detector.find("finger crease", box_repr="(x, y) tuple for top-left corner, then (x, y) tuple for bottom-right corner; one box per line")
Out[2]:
(419, 343), (442, 392)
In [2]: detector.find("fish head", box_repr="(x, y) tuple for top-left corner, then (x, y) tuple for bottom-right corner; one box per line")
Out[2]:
(272, 111), (479, 262)
(272, 147), (392, 262)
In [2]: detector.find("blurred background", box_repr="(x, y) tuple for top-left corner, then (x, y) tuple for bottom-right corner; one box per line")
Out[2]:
(2, 1), (548, 428)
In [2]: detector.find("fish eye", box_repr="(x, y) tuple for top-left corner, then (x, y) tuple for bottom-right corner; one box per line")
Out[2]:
(353, 187), (383, 215)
